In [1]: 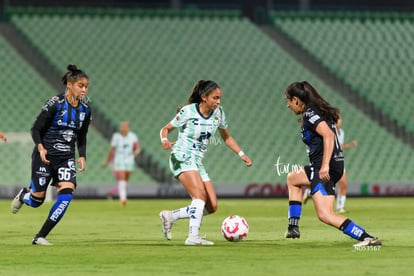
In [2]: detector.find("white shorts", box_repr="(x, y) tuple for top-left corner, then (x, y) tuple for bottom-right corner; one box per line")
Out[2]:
(113, 161), (134, 171)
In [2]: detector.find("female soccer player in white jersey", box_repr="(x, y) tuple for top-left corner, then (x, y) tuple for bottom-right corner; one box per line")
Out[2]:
(103, 121), (141, 206)
(159, 80), (252, 245)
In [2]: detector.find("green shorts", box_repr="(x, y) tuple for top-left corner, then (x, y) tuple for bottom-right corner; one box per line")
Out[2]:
(169, 153), (210, 182)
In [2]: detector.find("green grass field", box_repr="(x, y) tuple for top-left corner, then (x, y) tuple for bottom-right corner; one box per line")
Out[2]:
(1, 197), (413, 275)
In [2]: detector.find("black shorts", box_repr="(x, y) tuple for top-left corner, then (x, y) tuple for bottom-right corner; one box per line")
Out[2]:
(30, 150), (77, 193)
(304, 162), (343, 196)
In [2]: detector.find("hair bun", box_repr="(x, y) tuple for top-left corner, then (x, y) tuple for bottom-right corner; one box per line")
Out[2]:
(67, 64), (78, 72)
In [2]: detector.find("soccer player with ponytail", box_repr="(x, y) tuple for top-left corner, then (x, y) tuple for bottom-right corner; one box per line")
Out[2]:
(159, 80), (252, 245)
(11, 64), (91, 245)
(283, 81), (381, 248)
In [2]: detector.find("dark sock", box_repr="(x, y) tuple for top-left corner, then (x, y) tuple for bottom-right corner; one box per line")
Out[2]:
(37, 191), (73, 238)
(288, 201), (302, 228)
(339, 218), (368, 240)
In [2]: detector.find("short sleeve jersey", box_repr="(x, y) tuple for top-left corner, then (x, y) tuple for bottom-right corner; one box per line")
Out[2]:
(170, 103), (228, 161)
(301, 107), (343, 167)
(111, 132), (139, 165)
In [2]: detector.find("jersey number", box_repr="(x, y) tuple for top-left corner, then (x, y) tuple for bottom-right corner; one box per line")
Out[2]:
(58, 168), (72, 181)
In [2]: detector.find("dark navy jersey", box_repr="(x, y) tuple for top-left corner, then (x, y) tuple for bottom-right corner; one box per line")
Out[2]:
(301, 107), (343, 168)
(31, 93), (92, 158)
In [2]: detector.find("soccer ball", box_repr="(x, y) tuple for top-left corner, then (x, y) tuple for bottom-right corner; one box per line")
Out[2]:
(221, 215), (249, 242)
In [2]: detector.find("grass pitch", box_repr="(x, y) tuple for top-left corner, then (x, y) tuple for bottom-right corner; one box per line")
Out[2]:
(1, 197), (413, 275)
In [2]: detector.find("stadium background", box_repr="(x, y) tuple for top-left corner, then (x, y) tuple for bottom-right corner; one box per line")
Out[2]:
(0, 0), (413, 198)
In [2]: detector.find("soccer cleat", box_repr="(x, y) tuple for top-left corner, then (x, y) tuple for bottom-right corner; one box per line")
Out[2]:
(159, 210), (174, 240)
(285, 226), (300, 239)
(336, 208), (349, 214)
(11, 187), (28, 214)
(184, 235), (214, 246)
(302, 188), (311, 204)
(32, 237), (53, 246)
(353, 237), (382, 248)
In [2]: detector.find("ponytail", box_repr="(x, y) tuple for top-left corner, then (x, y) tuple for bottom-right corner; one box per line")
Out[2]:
(177, 80), (220, 112)
(285, 81), (340, 123)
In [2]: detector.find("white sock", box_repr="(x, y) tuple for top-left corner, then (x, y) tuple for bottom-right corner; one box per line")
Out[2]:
(118, 180), (127, 201)
(23, 192), (31, 201)
(172, 207), (189, 220)
(337, 195), (346, 210)
(188, 198), (205, 237)
(172, 207), (210, 221)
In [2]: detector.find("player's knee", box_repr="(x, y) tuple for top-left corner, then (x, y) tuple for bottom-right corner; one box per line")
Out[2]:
(316, 210), (334, 225)
(287, 172), (301, 187)
(28, 194), (45, 208)
(57, 188), (74, 201)
(205, 203), (218, 214)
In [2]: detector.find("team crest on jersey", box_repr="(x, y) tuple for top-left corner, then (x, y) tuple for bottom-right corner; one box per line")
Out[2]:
(213, 116), (220, 126)
(62, 130), (74, 142)
(39, 177), (47, 186)
(80, 112), (86, 121)
(68, 160), (76, 170)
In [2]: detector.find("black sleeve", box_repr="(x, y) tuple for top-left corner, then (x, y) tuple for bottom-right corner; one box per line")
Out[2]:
(303, 109), (323, 132)
(77, 111), (91, 159)
(30, 99), (57, 146)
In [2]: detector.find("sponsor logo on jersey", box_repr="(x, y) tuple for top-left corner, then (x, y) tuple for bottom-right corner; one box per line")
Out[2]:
(53, 143), (71, 152)
(308, 115), (320, 124)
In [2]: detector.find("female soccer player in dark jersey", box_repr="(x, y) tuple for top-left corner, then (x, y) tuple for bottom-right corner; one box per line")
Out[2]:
(11, 64), (91, 245)
(283, 81), (381, 248)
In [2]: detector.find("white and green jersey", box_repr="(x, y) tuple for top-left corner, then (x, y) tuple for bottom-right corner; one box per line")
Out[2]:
(111, 131), (139, 170)
(170, 103), (228, 162)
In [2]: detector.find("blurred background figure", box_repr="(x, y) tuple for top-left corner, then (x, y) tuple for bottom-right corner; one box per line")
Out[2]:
(335, 114), (357, 214)
(0, 131), (7, 142)
(103, 121), (141, 206)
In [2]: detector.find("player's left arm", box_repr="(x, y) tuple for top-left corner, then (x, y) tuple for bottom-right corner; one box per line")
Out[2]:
(76, 111), (91, 172)
(218, 128), (252, 167)
(315, 121), (335, 181)
(342, 140), (357, 150)
(133, 140), (141, 157)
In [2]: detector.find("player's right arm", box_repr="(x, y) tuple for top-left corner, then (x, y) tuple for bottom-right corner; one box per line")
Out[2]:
(31, 96), (58, 164)
(160, 123), (176, 150)
(160, 106), (188, 150)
